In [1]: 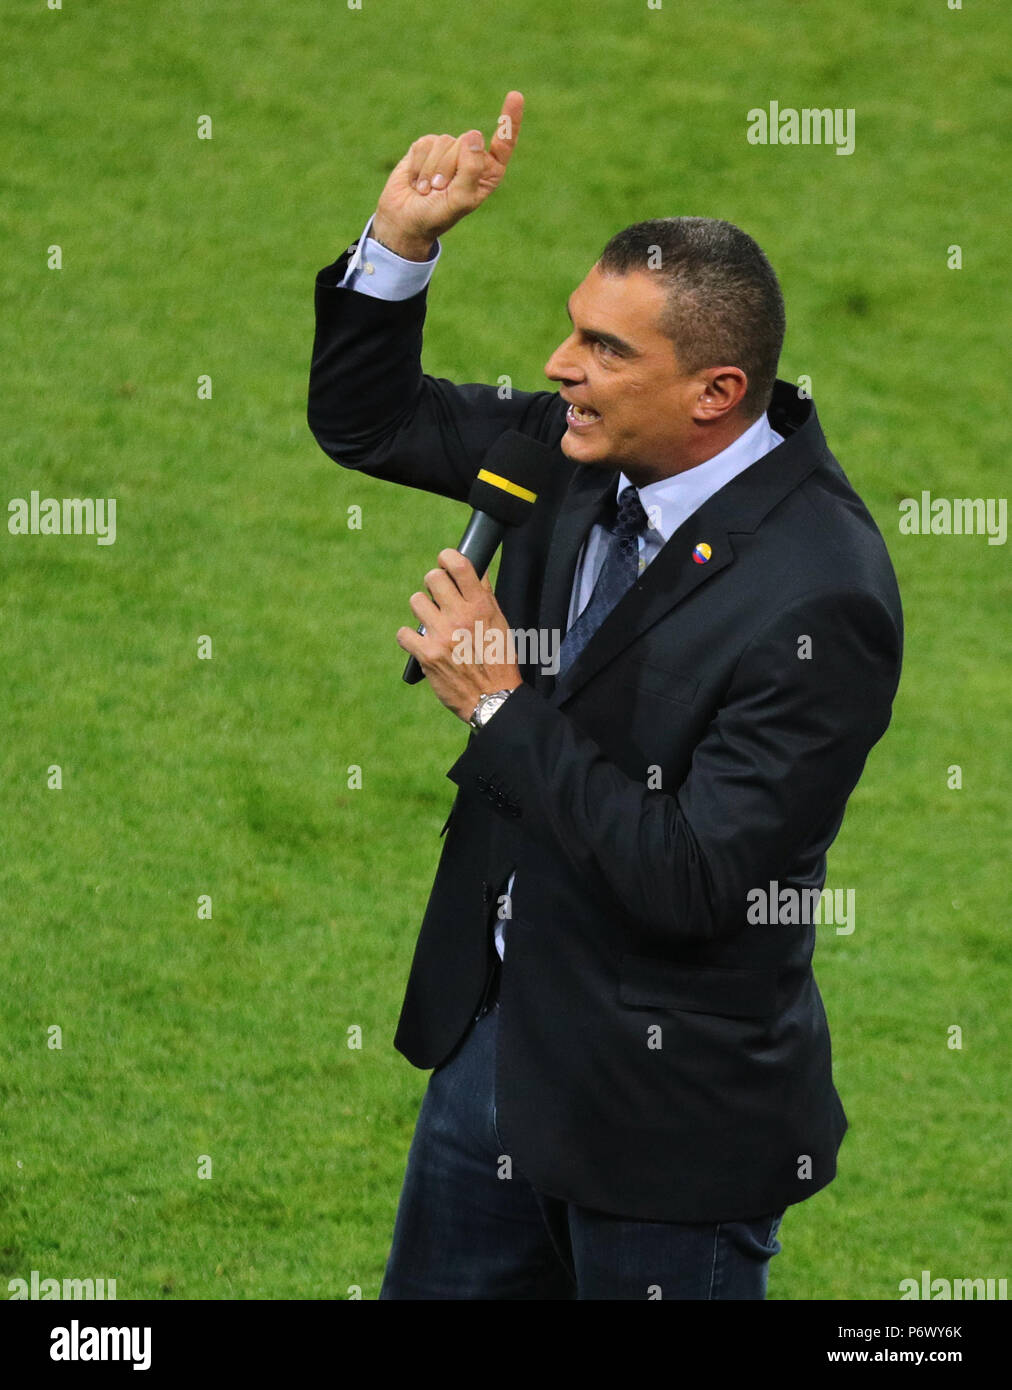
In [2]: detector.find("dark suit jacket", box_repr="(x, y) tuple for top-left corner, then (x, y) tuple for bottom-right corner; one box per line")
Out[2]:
(307, 247), (904, 1223)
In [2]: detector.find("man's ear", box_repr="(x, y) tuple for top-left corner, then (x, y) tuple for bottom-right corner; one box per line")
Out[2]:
(693, 367), (749, 421)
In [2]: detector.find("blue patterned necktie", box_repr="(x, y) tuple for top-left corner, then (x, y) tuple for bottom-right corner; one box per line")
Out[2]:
(557, 483), (651, 677)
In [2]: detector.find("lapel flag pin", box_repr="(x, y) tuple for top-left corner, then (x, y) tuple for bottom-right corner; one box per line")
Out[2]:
(692, 542), (712, 565)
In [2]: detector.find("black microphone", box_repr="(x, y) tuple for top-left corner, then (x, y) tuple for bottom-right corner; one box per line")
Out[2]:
(402, 430), (549, 685)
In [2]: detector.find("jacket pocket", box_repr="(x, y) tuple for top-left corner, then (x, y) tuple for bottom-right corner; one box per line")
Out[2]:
(619, 954), (777, 1019)
(620, 658), (699, 706)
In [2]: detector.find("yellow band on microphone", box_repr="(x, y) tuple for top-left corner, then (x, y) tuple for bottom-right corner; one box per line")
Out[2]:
(476, 469), (537, 503)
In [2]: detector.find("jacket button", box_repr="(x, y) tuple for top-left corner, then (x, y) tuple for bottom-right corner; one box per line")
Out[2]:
(476, 774), (489, 790)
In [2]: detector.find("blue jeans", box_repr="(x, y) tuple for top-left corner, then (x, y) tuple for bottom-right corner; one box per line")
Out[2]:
(379, 996), (784, 1300)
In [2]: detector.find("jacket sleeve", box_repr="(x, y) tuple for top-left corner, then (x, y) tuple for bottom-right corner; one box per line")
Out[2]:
(445, 585), (902, 940)
(307, 252), (564, 503)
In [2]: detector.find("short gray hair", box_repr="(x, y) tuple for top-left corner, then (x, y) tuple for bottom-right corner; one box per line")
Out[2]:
(597, 217), (786, 418)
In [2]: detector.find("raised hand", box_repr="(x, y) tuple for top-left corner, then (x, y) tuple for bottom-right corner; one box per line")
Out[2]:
(371, 91), (524, 260)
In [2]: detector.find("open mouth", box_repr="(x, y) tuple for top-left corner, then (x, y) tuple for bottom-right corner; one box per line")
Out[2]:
(566, 402), (601, 429)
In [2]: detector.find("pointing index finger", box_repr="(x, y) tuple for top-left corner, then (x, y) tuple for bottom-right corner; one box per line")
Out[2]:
(489, 90), (524, 168)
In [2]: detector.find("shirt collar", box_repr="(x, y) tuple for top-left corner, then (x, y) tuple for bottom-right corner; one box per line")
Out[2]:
(618, 412), (784, 544)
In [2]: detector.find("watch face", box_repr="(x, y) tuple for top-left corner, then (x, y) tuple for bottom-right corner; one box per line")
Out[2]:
(474, 692), (509, 727)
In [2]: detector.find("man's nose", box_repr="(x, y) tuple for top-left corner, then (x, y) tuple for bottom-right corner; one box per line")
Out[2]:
(544, 335), (583, 383)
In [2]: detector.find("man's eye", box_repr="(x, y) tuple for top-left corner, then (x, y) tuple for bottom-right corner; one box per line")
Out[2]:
(595, 339), (617, 357)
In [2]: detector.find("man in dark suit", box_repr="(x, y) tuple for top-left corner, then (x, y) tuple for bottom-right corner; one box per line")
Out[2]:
(307, 92), (903, 1299)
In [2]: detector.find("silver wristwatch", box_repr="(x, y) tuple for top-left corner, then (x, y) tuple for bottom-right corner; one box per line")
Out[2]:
(469, 689), (514, 731)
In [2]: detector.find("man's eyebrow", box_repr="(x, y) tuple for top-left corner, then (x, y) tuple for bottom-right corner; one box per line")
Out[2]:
(565, 296), (637, 356)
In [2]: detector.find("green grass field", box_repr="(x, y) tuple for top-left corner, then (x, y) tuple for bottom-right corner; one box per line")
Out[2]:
(2, 0), (1008, 1300)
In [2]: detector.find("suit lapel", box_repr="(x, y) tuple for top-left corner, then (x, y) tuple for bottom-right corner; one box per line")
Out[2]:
(534, 465), (616, 689)
(546, 518), (734, 703)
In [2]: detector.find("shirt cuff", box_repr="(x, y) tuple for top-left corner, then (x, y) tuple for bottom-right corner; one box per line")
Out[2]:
(338, 213), (441, 301)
